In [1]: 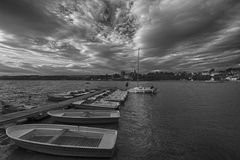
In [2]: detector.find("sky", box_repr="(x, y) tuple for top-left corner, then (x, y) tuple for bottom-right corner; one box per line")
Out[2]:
(0, 0), (240, 75)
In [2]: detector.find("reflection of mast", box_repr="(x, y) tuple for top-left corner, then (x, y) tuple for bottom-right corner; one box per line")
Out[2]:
(137, 48), (140, 87)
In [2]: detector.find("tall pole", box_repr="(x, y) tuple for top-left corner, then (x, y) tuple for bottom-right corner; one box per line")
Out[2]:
(137, 48), (140, 87)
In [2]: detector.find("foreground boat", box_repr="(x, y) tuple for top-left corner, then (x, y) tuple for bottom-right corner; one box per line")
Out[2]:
(6, 124), (117, 157)
(47, 109), (120, 124)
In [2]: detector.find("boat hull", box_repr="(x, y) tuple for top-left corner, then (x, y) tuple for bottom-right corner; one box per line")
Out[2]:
(6, 124), (117, 157)
(51, 116), (119, 124)
(13, 139), (115, 157)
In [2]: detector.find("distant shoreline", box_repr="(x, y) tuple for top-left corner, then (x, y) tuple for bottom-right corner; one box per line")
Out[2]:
(0, 78), (233, 82)
(0, 67), (239, 81)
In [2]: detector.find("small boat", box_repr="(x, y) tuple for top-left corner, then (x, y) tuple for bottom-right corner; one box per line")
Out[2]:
(128, 86), (157, 94)
(47, 109), (120, 124)
(205, 77), (224, 83)
(77, 100), (120, 110)
(104, 90), (128, 102)
(6, 124), (117, 157)
(47, 94), (74, 102)
(0, 100), (37, 114)
(128, 48), (157, 94)
(47, 90), (91, 102)
(87, 90), (111, 101)
(72, 100), (86, 106)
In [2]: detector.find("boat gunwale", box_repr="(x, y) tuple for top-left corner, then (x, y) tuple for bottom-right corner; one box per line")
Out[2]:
(47, 110), (120, 119)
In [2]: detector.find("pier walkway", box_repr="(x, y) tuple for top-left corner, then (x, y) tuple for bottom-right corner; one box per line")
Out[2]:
(0, 89), (108, 126)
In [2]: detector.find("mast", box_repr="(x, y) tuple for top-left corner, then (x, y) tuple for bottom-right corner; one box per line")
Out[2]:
(137, 48), (140, 87)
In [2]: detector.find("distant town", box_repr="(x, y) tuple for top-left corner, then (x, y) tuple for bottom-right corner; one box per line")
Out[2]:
(0, 67), (240, 82)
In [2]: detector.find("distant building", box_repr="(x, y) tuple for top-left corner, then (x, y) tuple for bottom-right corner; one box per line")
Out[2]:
(124, 74), (131, 80)
(210, 72), (221, 77)
(201, 71), (210, 76)
(120, 71), (126, 79)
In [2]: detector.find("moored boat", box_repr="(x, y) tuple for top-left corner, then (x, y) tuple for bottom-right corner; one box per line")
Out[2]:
(128, 48), (157, 94)
(6, 124), (117, 157)
(75, 100), (120, 110)
(47, 94), (73, 102)
(0, 100), (37, 114)
(103, 90), (128, 102)
(72, 100), (86, 106)
(87, 90), (111, 101)
(47, 109), (120, 124)
(128, 86), (157, 94)
(47, 90), (91, 102)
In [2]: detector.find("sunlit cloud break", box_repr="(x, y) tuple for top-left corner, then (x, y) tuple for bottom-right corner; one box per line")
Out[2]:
(0, 0), (240, 75)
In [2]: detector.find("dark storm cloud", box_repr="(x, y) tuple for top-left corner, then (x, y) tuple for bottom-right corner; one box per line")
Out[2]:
(134, 0), (238, 52)
(0, 0), (62, 36)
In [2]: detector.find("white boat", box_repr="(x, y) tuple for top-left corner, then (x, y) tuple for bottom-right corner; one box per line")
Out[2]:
(128, 48), (157, 94)
(128, 86), (157, 94)
(72, 100), (86, 106)
(205, 77), (224, 83)
(78, 100), (120, 110)
(47, 109), (120, 124)
(6, 124), (117, 157)
(205, 77), (216, 83)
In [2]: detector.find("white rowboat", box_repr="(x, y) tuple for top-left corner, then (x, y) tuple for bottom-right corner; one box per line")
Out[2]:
(47, 109), (120, 124)
(6, 124), (117, 157)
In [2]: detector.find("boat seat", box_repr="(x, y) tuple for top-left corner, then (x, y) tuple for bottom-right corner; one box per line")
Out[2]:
(47, 129), (68, 144)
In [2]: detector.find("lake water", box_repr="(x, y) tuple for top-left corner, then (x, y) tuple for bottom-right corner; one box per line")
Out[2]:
(1, 80), (240, 160)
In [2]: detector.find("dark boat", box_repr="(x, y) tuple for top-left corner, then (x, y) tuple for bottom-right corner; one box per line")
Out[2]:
(47, 89), (91, 102)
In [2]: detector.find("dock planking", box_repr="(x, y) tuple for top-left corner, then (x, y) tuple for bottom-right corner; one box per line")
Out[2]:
(0, 89), (109, 126)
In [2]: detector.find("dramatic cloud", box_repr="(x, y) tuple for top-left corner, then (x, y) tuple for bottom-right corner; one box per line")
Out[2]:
(132, 0), (240, 71)
(0, 0), (240, 75)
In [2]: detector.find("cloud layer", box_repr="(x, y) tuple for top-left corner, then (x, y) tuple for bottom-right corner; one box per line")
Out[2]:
(0, 0), (240, 75)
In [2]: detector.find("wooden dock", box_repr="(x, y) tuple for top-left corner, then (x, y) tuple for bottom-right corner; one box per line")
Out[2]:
(0, 89), (108, 126)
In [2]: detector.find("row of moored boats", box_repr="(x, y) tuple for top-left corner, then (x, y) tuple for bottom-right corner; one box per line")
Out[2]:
(6, 89), (128, 157)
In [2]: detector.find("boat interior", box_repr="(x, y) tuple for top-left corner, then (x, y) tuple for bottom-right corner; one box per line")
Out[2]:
(20, 129), (103, 147)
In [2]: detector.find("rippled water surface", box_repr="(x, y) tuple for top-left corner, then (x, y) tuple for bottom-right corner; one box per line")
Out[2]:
(1, 80), (240, 160)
